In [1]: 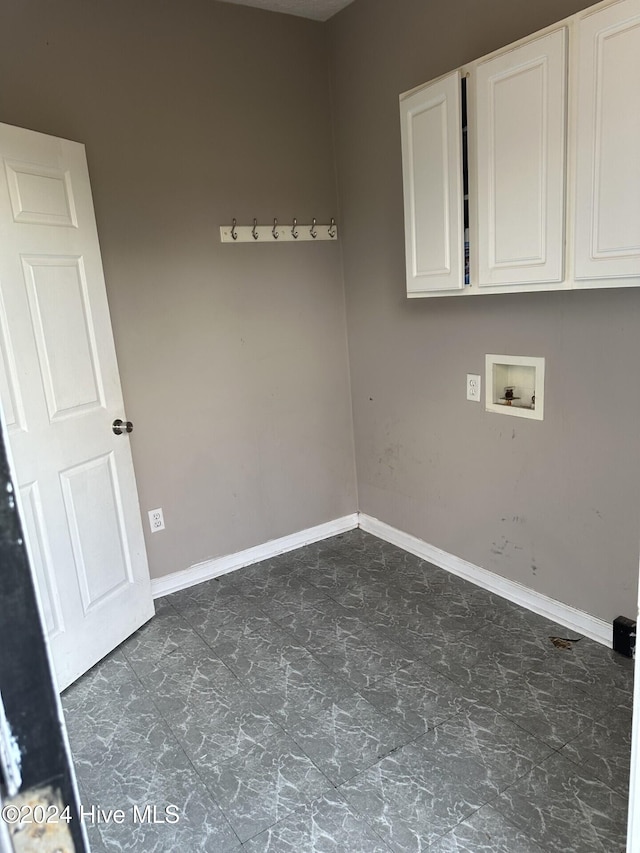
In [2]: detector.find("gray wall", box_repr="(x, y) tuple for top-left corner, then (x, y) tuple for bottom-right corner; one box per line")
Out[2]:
(1, 0), (636, 622)
(330, 0), (640, 622)
(0, 0), (357, 579)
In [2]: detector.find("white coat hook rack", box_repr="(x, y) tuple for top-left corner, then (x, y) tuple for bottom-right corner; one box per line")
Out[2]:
(220, 217), (338, 243)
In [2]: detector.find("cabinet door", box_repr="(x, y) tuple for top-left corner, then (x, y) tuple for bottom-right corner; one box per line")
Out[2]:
(476, 29), (567, 286)
(400, 71), (464, 294)
(574, 0), (640, 280)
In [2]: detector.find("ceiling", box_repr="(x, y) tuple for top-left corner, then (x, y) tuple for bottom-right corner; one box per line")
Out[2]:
(215, 0), (355, 22)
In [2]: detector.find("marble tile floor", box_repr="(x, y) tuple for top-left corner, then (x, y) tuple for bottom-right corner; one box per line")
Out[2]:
(62, 530), (633, 852)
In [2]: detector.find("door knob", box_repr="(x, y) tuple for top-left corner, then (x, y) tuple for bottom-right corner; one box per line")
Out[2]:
(112, 419), (133, 435)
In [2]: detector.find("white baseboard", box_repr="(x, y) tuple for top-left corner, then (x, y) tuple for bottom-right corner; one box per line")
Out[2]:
(151, 513), (359, 598)
(151, 508), (612, 648)
(359, 513), (612, 647)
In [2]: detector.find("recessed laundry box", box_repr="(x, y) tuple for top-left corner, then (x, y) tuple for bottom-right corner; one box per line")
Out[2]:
(485, 354), (545, 421)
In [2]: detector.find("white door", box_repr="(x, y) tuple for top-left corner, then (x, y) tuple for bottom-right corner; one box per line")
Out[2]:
(0, 122), (154, 691)
(573, 0), (640, 281)
(400, 71), (465, 295)
(475, 28), (567, 287)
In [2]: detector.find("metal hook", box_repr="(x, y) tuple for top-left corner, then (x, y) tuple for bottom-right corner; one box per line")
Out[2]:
(328, 217), (336, 238)
(272, 218), (279, 240)
(291, 218), (298, 239)
(231, 218), (238, 241)
(252, 218), (259, 240)
(310, 218), (317, 239)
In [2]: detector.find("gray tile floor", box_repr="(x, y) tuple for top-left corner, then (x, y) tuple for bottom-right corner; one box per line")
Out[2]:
(62, 530), (633, 852)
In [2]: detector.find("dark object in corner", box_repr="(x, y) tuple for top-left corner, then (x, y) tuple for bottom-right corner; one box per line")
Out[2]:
(613, 616), (636, 659)
(549, 636), (577, 650)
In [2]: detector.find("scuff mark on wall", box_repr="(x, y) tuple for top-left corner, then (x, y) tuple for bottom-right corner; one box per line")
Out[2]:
(381, 442), (400, 472)
(491, 536), (509, 556)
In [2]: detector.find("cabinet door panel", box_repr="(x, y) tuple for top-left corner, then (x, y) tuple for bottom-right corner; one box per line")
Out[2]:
(574, 0), (640, 280)
(400, 71), (464, 294)
(476, 29), (567, 286)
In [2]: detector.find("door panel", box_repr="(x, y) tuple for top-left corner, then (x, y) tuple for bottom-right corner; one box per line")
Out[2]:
(23, 255), (104, 419)
(0, 295), (23, 433)
(412, 99), (450, 274)
(19, 480), (64, 639)
(60, 452), (133, 610)
(400, 71), (465, 293)
(0, 122), (154, 690)
(476, 28), (567, 285)
(4, 158), (78, 227)
(574, 0), (640, 279)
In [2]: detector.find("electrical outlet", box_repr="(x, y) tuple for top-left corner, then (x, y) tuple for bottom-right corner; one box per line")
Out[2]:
(148, 508), (165, 533)
(466, 373), (481, 402)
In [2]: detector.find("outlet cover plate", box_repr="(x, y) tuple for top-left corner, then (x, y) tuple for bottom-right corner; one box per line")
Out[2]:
(148, 508), (165, 532)
(466, 374), (481, 402)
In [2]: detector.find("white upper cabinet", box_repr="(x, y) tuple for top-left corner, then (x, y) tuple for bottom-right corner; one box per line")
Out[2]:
(573, 0), (640, 280)
(400, 0), (640, 297)
(475, 29), (568, 286)
(400, 71), (464, 294)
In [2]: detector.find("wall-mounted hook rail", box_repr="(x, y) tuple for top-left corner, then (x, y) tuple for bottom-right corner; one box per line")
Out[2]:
(220, 218), (338, 243)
